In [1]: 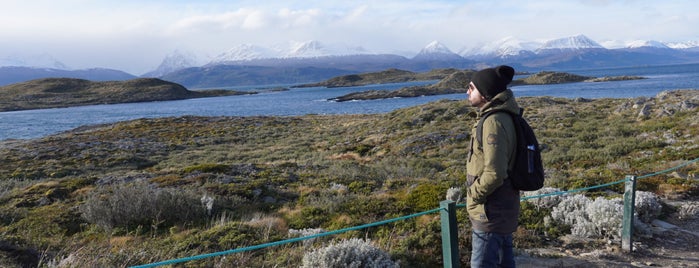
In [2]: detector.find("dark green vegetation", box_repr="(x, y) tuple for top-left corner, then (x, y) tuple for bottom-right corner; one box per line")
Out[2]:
(0, 90), (697, 267)
(0, 78), (251, 112)
(295, 68), (463, 88)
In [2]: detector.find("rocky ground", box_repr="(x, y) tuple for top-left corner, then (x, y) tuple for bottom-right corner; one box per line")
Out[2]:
(517, 198), (699, 268)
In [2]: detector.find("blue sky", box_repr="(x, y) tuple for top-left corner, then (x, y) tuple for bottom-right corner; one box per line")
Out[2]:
(1, 0), (697, 74)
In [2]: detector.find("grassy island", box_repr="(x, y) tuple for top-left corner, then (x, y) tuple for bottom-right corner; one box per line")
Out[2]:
(0, 78), (252, 112)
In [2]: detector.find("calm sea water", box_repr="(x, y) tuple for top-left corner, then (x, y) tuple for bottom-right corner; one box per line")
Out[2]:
(2, 63), (699, 140)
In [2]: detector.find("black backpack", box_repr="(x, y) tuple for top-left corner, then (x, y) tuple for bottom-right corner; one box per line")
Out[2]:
(476, 109), (545, 191)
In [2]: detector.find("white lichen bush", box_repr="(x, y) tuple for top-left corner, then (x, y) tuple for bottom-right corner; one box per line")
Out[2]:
(678, 201), (699, 220)
(201, 194), (215, 216)
(300, 238), (399, 268)
(523, 187), (564, 209)
(634, 191), (663, 223)
(569, 219), (598, 239)
(446, 187), (462, 202)
(289, 228), (326, 247)
(550, 194), (623, 240)
(551, 194), (590, 227)
(288, 228), (326, 237)
(330, 183), (349, 193)
(585, 197), (623, 240)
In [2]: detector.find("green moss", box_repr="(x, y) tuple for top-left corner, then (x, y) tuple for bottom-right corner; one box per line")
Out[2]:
(403, 182), (450, 212)
(286, 207), (330, 229)
(347, 180), (377, 195)
(183, 163), (230, 174)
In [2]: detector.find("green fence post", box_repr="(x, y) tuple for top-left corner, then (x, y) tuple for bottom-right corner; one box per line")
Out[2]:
(440, 200), (460, 268)
(622, 175), (637, 252)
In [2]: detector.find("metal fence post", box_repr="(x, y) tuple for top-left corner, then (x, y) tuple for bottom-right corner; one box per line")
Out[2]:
(440, 200), (460, 268)
(622, 175), (637, 252)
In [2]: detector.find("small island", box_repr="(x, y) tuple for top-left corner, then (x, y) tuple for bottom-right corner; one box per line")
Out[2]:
(329, 70), (475, 102)
(294, 68), (463, 88)
(0, 78), (254, 112)
(325, 69), (647, 102)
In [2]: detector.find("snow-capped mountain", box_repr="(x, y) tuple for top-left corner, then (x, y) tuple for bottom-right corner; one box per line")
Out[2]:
(198, 35), (699, 69)
(418, 41), (455, 55)
(598, 40), (627, 49)
(282, 40), (371, 58)
(459, 36), (541, 59)
(0, 54), (68, 69)
(143, 50), (200, 77)
(142, 34), (699, 86)
(211, 44), (280, 63)
(537, 34), (604, 51)
(626, 40), (670, 49)
(210, 40), (373, 64)
(412, 41), (463, 61)
(458, 35), (604, 60)
(664, 40), (699, 49)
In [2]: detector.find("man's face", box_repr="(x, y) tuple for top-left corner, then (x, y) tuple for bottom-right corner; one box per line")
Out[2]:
(467, 82), (486, 108)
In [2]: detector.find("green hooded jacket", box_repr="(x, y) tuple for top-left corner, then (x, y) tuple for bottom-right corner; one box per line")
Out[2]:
(466, 88), (521, 233)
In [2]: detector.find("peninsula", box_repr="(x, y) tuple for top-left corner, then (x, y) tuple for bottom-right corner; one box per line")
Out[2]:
(0, 78), (253, 112)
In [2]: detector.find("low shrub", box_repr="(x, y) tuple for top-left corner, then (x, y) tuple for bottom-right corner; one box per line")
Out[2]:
(403, 183), (449, 212)
(79, 181), (207, 232)
(550, 194), (623, 240)
(523, 187), (564, 209)
(634, 191), (663, 223)
(584, 197), (623, 240)
(183, 163), (230, 174)
(286, 207), (330, 229)
(300, 238), (399, 268)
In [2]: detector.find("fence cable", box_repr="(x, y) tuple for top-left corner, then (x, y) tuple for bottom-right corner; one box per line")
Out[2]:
(132, 208), (443, 268)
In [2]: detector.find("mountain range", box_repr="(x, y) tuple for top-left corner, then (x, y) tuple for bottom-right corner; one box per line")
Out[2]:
(2, 34), (698, 88)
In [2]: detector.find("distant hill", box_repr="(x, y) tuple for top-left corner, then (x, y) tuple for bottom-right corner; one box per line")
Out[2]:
(0, 78), (248, 112)
(159, 47), (696, 88)
(0, 66), (136, 86)
(160, 65), (357, 89)
(295, 68), (460, 88)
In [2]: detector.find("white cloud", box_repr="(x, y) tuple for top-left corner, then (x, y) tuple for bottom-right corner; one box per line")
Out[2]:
(1, 0), (698, 74)
(278, 8), (323, 28)
(240, 10), (271, 29)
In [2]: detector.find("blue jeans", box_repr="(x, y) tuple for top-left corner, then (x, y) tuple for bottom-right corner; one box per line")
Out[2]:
(471, 230), (515, 268)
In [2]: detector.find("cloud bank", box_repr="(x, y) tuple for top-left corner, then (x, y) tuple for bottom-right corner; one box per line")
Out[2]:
(1, 0), (697, 74)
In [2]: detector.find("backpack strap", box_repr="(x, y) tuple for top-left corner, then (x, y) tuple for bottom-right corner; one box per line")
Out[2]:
(475, 108), (523, 150)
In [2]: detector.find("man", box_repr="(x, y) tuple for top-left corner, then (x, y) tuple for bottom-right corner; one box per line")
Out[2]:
(466, 65), (520, 267)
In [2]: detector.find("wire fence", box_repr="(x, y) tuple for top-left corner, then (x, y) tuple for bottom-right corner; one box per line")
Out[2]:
(132, 157), (699, 268)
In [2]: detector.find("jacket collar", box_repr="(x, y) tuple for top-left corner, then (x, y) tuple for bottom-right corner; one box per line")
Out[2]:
(478, 89), (521, 116)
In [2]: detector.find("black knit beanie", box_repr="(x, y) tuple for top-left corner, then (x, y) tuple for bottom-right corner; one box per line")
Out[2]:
(471, 65), (515, 100)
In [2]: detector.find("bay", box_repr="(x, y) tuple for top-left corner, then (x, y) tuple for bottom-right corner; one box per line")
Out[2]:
(1, 63), (699, 141)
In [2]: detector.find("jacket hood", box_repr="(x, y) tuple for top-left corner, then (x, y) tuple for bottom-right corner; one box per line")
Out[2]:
(478, 89), (521, 116)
